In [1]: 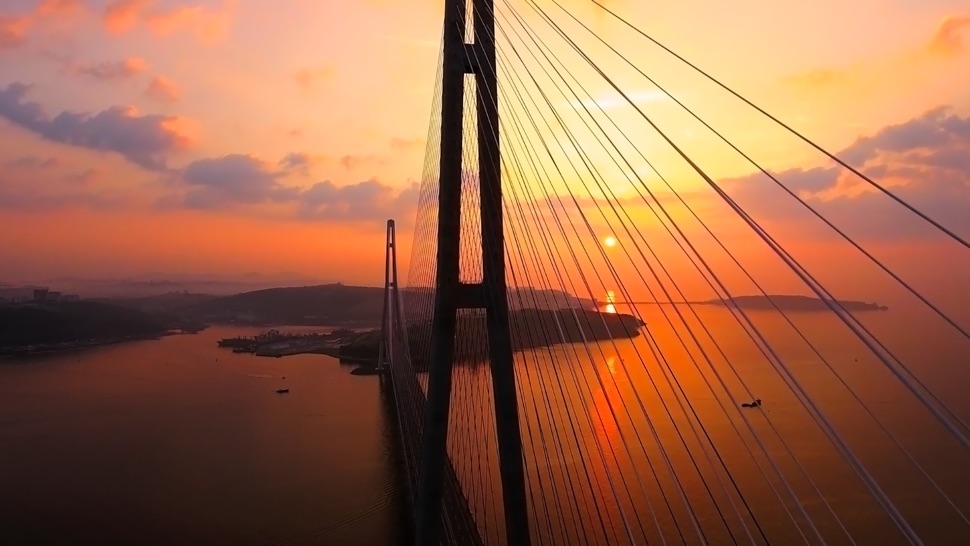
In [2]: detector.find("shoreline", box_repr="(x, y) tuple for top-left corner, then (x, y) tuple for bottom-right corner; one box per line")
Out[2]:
(0, 332), (171, 359)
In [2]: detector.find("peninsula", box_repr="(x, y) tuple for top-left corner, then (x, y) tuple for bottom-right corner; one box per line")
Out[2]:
(337, 308), (644, 369)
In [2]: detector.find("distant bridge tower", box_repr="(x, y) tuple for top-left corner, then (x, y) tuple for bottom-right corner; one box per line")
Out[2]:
(377, 219), (399, 374)
(415, 0), (531, 544)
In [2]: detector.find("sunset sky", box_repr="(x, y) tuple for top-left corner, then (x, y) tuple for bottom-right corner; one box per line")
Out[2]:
(1, 0), (968, 294)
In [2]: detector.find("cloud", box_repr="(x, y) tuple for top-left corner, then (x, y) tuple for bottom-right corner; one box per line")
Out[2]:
(0, 82), (194, 171)
(103, 0), (147, 33)
(298, 179), (419, 221)
(145, 75), (180, 103)
(35, 0), (86, 17)
(295, 67), (333, 90)
(0, 13), (30, 50)
(785, 14), (969, 91)
(341, 154), (385, 170)
(74, 57), (148, 81)
(179, 154), (299, 209)
(64, 167), (101, 185)
(145, 3), (231, 43)
(2, 0), (88, 51)
(724, 107), (970, 241)
(278, 152), (317, 174)
(390, 137), (424, 150)
(103, 0), (232, 43)
(167, 152), (417, 222)
(5, 155), (58, 168)
(839, 106), (970, 165)
(928, 15), (970, 57)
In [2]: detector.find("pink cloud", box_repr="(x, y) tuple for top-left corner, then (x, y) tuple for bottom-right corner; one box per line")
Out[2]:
(145, 4), (231, 43)
(35, 0), (87, 18)
(145, 75), (181, 103)
(1, 1), (87, 51)
(0, 13), (30, 50)
(103, 0), (232, 43)
(74, 57), (148, 81)
(929, 15), (970, 56)
(103, 0), (149, 34)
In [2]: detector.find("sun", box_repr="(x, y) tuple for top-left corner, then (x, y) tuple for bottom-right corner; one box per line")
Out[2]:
(603, 236), (617, 248)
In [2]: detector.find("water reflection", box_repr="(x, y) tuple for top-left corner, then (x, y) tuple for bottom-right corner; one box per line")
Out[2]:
(445, 304), (970, 545)
(604, 290), (617, 314)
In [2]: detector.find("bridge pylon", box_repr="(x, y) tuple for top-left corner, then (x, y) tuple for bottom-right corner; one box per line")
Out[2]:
(414, 0), (531, 544)
(377, 219), (399, 375)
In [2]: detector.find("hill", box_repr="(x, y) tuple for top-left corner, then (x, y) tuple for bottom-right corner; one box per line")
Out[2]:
(0, 301), (170, 348)
(103, 292), (219, 313)
(190, 284), (596, 326)
(191, 284), (385, 325)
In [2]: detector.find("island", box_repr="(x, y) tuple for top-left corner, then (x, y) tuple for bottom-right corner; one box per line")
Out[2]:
(702, 295), (888, 312)
(337, 308), (644, 370)
(212, 307), (644, 371)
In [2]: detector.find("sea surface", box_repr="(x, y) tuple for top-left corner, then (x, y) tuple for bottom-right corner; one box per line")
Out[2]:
(0, 326), (411, 546)
(441, 303), (970, 545)
(3, 304), (970, 545)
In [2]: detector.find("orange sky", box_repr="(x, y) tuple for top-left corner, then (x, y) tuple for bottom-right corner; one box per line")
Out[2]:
(0, 0), (968, 299)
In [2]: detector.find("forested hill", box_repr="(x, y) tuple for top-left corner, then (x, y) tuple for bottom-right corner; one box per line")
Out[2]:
(189, 284), (595, 326)
(191, 284), (384, 325)
(0, 301), (169, 347)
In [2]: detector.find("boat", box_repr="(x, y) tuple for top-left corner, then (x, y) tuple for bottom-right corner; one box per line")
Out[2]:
(276, 388), (290, 394)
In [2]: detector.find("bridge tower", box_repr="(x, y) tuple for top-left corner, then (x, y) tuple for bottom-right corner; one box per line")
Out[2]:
(377, 219), (399, 374)
(415, 0), (531, 544)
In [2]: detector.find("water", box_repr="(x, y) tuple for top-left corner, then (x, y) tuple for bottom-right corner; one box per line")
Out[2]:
(442, 304), (970, 545)
(4, 306), (970, 545)
(0, 326), (411, 546)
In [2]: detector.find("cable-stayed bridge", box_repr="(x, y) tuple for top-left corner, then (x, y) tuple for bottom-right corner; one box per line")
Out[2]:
(374, 1), (970, 544)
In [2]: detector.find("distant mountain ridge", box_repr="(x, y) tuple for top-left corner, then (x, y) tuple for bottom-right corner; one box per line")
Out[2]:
(3, 273), (329, 298)
(188, 284), (597, 326)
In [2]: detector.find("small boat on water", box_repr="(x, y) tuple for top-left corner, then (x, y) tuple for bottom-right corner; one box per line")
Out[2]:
(276, 388), (290, 394)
